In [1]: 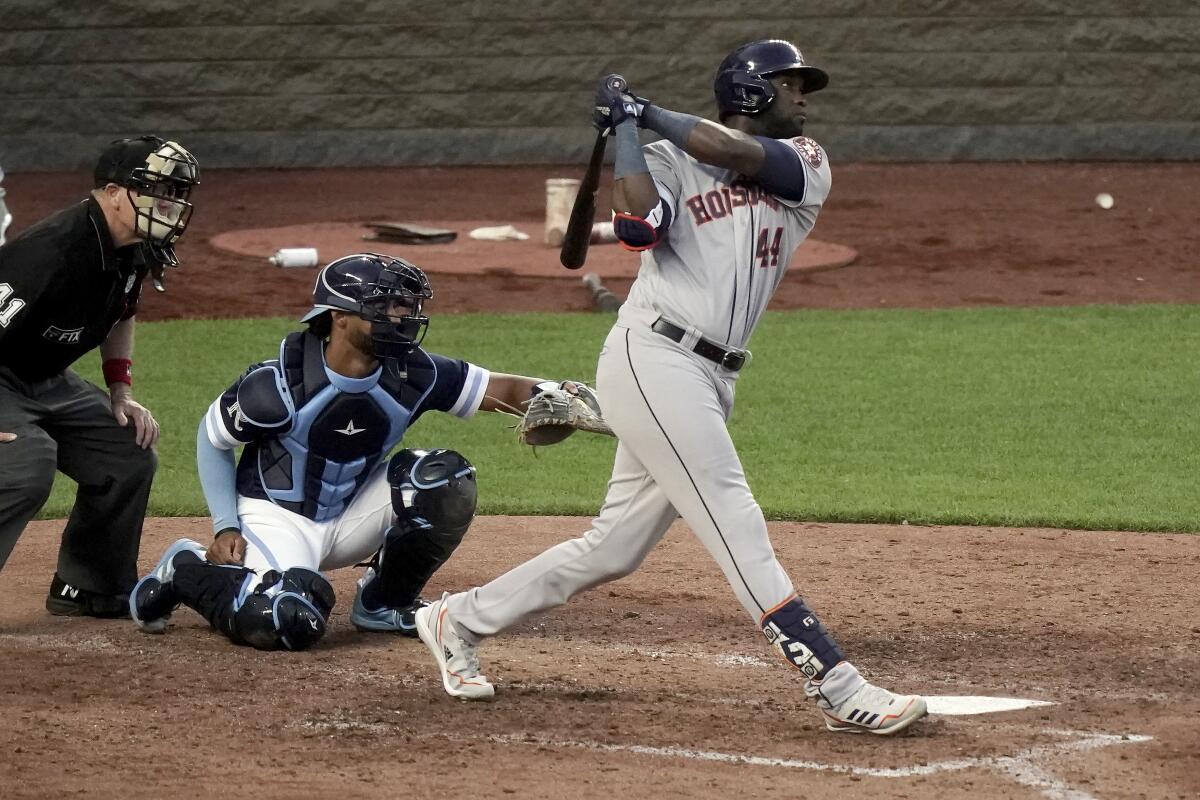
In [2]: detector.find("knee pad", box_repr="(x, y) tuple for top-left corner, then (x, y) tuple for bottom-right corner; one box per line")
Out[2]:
(231, 568), (336, 652)
(761, 597), (845, 681)
(388, 449), (477, 535)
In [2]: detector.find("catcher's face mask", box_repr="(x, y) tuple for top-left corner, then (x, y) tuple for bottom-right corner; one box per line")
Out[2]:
(360, 258), (433, 361)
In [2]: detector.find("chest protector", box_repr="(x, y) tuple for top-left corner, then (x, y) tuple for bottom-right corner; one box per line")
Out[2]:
(235, 331), (435, 522)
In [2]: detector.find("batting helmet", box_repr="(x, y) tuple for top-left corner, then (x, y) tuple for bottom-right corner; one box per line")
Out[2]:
(713, 39), (829, 118)
(302, 252), (434, 358)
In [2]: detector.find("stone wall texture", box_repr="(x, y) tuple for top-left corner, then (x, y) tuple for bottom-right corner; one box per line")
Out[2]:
(2, 0), (1199, 169)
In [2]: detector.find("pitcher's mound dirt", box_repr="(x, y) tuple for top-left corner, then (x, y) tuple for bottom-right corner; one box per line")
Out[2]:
(210, 221), (857, 280)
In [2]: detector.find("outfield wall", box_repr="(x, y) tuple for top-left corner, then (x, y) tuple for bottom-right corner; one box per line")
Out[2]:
(2, 1), (1199, 169)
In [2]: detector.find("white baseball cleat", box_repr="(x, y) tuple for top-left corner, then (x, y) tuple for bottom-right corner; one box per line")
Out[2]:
(414, 592), (495, 700)
(818, 681), (927, 735)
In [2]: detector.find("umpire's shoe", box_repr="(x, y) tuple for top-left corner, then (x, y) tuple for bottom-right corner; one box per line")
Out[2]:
(350, 566), (428, 636)
(46, 575), (130, 618)
(129, 538), (206, 633)
(414, 593), (494, 700)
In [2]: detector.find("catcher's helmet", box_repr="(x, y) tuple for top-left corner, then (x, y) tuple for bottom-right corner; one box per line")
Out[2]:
(713, 39), (829, 118)
(302, 253), (434, 358)
(94, 136), (199, 267)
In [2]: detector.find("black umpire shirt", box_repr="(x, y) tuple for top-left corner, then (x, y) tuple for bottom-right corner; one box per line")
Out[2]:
(0, 197), (147, 382)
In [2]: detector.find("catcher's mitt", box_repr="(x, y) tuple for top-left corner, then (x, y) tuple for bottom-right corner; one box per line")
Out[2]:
(520, 383), (614, 446)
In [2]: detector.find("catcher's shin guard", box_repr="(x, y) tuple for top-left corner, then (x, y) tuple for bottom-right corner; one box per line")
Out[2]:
(362, 517), (472, 610)
(761, 596), (845, 681)
(230, 568), (335, 651)
(362, 449), (477, 609)
(172, 562), (335, 651)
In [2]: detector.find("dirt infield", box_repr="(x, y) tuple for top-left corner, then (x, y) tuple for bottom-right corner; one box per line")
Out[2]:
(3, 519), (1197, 799)
(2, 162), (1198, 798)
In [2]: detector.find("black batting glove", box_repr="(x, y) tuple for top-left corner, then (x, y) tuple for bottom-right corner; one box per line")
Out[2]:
(592, 73), (651, 134)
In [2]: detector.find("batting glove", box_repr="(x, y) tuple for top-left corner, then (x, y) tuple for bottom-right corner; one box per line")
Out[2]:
(592, 73), (651, 134)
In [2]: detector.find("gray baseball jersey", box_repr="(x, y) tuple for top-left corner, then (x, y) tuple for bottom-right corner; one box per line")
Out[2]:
(623, 135), (832, 349)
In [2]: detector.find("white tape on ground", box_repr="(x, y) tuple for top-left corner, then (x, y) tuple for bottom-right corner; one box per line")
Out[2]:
(475, 729), (1152, 798)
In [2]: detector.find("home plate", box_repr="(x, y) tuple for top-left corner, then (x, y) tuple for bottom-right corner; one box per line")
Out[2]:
(926, 696), (1055, 715)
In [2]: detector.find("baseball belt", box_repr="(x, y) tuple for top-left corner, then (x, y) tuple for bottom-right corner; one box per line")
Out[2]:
(651, 317), (747, 371)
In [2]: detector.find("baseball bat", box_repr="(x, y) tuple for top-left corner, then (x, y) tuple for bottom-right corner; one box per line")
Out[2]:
(560, 75), (626, 270)
(559, 130), (608, 270)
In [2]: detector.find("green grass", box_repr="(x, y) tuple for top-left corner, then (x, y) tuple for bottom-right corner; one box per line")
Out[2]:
(43, 304), (1200, 532)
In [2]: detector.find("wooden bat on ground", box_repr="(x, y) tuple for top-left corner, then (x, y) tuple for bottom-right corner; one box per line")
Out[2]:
(559, 129), (609, 270)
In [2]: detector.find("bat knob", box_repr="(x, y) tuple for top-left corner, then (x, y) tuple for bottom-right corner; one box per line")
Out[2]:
(607, 75), (626, 92)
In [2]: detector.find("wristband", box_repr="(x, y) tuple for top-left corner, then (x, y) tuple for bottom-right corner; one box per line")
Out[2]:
(102, 358), (133, 387)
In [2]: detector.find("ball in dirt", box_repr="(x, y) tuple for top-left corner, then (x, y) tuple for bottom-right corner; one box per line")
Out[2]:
(1095, 192), (1114, 210)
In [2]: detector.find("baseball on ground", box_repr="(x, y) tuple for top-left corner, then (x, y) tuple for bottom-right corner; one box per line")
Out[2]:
(1095, 192), (1115, 209)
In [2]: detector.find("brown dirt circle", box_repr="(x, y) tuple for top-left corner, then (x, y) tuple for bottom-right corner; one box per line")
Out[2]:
(2, 163), (1198, 798)
(208, 221), (858, 280)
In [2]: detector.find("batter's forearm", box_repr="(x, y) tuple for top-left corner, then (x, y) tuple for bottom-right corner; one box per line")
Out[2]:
(641, 106), (764, 176)
(610, 120), (659, 217)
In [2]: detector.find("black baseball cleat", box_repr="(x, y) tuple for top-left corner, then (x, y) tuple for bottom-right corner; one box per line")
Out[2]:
(130, 538), (206, 633)
(46, 574), (130, 618)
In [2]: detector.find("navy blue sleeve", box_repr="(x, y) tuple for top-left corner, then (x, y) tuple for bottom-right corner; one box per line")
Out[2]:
(412, 351), (491, 419)
(750, 136), (808, 202)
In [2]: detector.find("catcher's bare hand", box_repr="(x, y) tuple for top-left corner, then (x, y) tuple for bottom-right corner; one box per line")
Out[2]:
(110, 386), (159, 449)
(207, 529), (247, 565)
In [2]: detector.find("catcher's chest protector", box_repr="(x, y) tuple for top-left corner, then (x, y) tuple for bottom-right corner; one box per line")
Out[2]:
(236, 332), (434, 522)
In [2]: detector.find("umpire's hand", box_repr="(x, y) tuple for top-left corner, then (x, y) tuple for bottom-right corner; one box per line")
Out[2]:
(110, 385), (160, 448)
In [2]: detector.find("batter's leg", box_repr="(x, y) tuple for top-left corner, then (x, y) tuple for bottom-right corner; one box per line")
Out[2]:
(600, 326), (885, 712)
(446, 437), (678, 638)
(601, 327), (795, 621)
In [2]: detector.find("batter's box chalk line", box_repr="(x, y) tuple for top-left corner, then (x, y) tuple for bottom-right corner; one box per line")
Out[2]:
(457, 728), (1150, 800)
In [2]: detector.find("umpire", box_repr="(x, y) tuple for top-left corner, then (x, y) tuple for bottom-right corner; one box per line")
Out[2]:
(0, 136), (199, 616)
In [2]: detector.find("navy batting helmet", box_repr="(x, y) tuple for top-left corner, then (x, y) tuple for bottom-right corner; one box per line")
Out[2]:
(713, 39), (829, 118)
(302, 252), (434, 358)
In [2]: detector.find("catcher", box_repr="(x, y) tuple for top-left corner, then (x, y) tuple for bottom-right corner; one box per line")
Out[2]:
(129, 253), (610, 651)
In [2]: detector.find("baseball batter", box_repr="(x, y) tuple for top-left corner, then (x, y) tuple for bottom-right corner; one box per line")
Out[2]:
(416, 40), (927, 735)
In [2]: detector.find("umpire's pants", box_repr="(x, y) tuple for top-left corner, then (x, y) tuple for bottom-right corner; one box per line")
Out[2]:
(0, 367), (156, 594)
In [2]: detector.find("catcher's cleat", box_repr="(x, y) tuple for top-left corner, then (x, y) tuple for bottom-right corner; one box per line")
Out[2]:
(129, 538), (206, 633)
(818, 681), (927, 735)
(414, 592), (494, 700)
(46, 575), (129, 618)
(350, 567), (427, 636)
